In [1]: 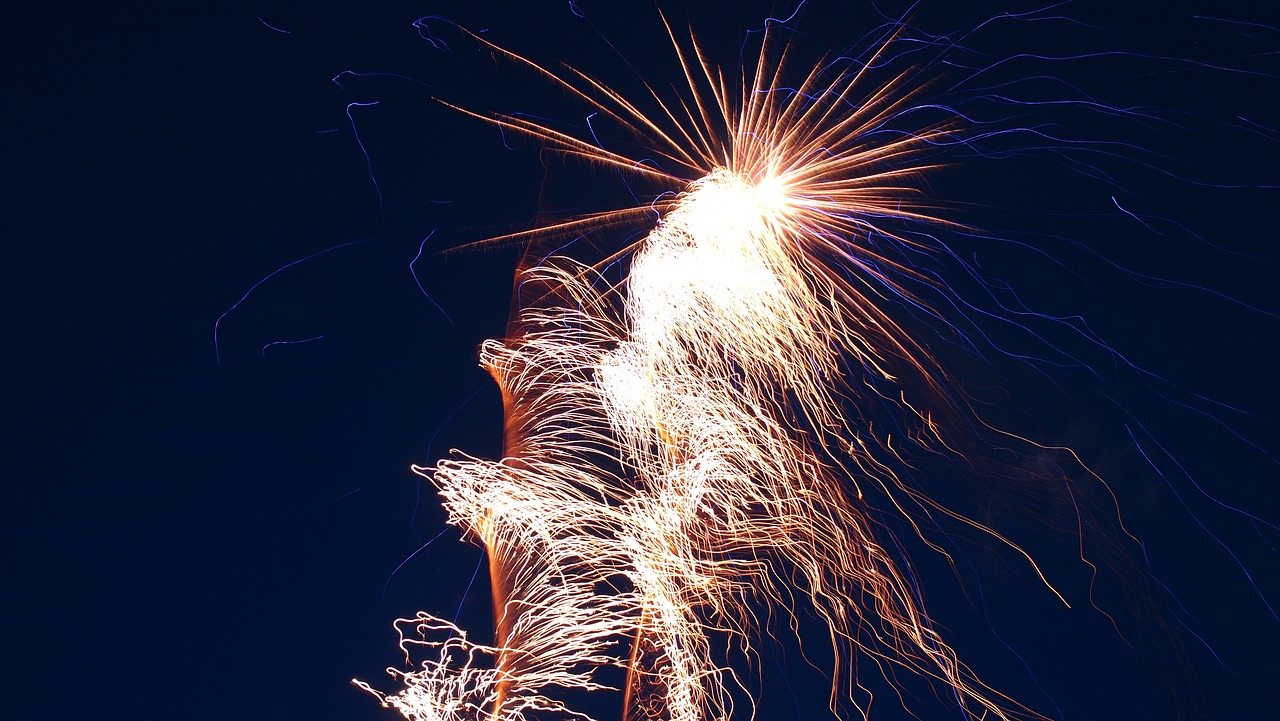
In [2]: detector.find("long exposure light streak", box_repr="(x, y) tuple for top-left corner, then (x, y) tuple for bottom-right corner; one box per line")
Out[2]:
(353, 5), (1271, 721)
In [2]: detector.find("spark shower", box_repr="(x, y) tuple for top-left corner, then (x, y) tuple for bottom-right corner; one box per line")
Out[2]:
(347, 4), (1277, 721)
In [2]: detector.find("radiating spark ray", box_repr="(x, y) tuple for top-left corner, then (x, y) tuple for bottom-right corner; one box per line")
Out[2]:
(437, 100), (687, 184)
(560, 63), (712, 171)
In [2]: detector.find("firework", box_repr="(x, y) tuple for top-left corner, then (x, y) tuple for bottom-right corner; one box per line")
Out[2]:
(354, 4), (1275, 721)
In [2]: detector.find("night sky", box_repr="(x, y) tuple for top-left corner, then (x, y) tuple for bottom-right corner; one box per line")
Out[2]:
(9, 1), (1280, 720)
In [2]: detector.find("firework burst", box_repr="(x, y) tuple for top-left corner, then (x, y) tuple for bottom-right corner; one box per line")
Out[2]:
(353, 4), (1277, 721)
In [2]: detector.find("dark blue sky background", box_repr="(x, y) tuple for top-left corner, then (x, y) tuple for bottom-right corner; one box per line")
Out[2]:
(8, 1), (1279, 720)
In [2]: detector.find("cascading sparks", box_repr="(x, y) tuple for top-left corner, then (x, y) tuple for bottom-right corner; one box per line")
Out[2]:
(355, 10), (1100, 721)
